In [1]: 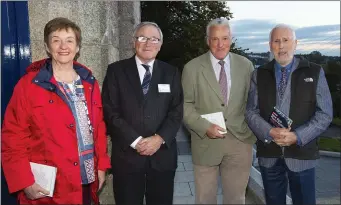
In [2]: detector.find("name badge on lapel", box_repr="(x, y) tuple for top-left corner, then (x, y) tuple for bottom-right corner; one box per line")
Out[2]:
(158, 84), (171, 93)
(304, 77), (313, 82)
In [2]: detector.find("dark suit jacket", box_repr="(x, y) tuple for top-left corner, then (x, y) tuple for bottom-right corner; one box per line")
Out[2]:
(102, 56), (183, 174)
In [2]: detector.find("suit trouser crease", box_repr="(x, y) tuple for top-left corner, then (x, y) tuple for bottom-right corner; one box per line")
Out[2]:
(112, 160), (175, 205)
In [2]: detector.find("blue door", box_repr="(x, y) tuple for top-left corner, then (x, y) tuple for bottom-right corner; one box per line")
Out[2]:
(1, 1), (31, 204)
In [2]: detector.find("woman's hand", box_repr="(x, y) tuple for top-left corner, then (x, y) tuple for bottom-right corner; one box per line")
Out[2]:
(23, 183), (50, 200)
(98, 170), (106, 191)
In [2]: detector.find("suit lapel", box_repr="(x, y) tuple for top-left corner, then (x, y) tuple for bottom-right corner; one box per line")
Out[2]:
(201, 52), (224, 103)
(227, 53), (236, 105)
(124, 57), (144, 103)
(225, 53), (236, 115)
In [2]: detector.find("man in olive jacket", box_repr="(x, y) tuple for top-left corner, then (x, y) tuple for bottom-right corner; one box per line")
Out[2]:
(182, 17), (256, 204)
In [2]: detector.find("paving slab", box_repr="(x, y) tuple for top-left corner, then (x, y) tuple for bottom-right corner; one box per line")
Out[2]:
(183, 162), (193, 171)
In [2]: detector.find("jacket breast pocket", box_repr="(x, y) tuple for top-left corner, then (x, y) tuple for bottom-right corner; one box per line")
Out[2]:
(157, 91), (171, 97)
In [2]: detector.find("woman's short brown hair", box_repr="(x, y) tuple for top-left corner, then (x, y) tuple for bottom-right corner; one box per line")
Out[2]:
(44, 17), (82, 60)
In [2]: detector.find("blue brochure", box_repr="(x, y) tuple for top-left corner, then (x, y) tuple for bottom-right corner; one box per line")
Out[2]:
(269, 107), (293, 128)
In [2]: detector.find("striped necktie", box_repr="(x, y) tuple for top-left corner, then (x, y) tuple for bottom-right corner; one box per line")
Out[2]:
(141, 64), (151, 95)
(218, 60), (228, 104)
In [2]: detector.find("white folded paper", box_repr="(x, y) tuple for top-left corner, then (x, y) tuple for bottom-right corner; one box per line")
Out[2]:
(30, 162), (57, 197)
(201, 112), (227, 134)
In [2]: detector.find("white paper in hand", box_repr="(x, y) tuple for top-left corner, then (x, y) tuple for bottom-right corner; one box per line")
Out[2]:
(30, 162), (57, 197)
(201, 112), (227, 134)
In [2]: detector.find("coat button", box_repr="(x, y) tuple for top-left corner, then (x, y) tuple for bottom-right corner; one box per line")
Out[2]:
(221, 104), (225, 107)
(145, 116), (150, 119)
(225, 118), (227, 122)
(49, 100), (53, 103)
(44, 160), (47, 163)
(69, 124), (74, 128)
(74, 162), (78, 166)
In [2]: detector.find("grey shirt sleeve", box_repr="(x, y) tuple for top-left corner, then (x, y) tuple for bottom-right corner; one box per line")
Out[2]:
(245, 70), (274, 143)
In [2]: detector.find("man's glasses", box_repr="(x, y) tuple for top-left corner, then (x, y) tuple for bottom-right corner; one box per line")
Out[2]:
(135, 36), (161, 44)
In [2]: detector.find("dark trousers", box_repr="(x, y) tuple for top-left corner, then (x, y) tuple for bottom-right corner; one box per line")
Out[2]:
(260, 158), (316, 205)
(82, 184), (92, 205)
(112, 162), (175, 205)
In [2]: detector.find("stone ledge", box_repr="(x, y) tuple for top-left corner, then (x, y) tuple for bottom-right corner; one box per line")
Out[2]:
(319, 150), (341, 158)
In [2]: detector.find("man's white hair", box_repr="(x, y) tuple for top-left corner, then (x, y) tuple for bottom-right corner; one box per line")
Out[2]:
(206, 17), (232, 38)
(269, 24), (296, 42)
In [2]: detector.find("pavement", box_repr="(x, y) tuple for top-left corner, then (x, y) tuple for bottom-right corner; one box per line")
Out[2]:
(175, 124), (341, 204)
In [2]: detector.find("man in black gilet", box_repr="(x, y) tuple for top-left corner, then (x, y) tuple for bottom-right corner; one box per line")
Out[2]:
(245, 24), (333, 205)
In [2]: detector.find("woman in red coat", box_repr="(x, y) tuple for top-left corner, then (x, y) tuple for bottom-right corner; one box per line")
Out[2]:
(1, 17), (111, 204)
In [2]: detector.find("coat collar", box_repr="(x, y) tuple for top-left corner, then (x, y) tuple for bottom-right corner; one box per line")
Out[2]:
(200, 52), (225, 103)
(30, 58), (96, 88)
(264, 57), (309, 73)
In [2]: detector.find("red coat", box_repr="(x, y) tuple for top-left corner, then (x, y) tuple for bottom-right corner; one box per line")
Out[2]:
(1, 59), (111, 204)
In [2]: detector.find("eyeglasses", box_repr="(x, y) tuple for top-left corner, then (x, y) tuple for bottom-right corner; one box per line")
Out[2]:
(135, 36), (161, 44)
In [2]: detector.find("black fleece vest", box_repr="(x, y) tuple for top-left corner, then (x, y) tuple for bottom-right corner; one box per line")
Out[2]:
(256, 59), (321, 160)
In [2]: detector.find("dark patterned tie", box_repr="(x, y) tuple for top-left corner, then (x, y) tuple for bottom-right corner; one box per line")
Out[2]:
(218, 60), (228, 104)
(279, 67), (287, 99)
(141, 64), (151, 96)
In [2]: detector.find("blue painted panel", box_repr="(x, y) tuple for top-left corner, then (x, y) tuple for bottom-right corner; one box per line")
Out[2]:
(1, 1), (31, 120)
(1, 2), (20, 123)
(1, 1), (31, 204)
(14, 2), (32, 76)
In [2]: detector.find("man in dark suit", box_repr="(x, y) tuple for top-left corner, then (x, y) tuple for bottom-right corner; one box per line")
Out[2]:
(102, 21), (183, 205)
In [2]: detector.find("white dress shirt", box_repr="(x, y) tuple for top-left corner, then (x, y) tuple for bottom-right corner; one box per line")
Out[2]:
(130, 56), (155, 149)
(135, 55), (155, 83)
(209, 52), (232, 105)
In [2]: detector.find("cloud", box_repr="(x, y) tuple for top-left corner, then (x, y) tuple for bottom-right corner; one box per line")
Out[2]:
(230, 20), (340, 56)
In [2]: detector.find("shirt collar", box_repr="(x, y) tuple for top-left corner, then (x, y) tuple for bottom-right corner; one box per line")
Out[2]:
(275, 57), (295, 73)
(209, 52), (230, 67)
(135, 55), (155, 68)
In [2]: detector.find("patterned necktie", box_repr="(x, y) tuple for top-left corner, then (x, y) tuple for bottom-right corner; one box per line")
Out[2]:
(218, 60), (228, 104)
(279, 67), (287, 99)
(141, 64), (151, 95)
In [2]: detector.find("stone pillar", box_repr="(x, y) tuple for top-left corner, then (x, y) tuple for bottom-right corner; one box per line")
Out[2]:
(28, 0), (124, 86)
(118, 1), (141, 59)
(27, 1), (141, 204)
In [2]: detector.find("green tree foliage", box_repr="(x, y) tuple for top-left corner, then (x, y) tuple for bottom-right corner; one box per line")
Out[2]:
(308, 51), (324, 64)
(325, 60), (341, 118)
(141, 1), (249, 70)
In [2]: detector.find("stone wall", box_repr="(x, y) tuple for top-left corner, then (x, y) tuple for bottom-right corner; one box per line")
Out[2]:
(28, 0), (140, 86)
(27, 1), (140, 203)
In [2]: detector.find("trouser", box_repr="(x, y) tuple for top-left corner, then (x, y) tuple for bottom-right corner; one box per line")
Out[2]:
(112, 163), (175, 205)
(82, 184), (92, 205)
(260, 158), (316, 205)
(193, 135), (252, 204)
